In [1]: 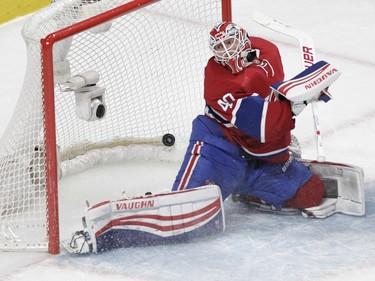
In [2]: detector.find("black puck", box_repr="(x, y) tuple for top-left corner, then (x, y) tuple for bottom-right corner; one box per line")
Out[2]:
(162, 133), (175, 146)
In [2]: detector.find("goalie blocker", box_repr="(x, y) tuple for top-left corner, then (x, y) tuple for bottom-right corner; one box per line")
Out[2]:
(271, 60), (341, 103)
(63, 185), (225, 254)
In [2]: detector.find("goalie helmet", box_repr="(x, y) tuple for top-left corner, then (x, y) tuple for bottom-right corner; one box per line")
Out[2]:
(209, 21), (252, 74)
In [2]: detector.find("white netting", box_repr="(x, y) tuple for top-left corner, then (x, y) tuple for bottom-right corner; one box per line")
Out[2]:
(0, 0), (223, 251)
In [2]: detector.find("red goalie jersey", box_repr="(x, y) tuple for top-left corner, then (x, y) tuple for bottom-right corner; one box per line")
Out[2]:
(204, 36), (295, 163)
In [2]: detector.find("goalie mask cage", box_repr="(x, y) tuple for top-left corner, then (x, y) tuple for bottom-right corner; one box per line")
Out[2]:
(0, 0), (232, 254)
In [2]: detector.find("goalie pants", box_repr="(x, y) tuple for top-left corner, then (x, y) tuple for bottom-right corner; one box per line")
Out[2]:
(172, 115), (323, 209)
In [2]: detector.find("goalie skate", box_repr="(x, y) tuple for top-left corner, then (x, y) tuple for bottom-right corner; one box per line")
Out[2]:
(61, 217), (93, 254)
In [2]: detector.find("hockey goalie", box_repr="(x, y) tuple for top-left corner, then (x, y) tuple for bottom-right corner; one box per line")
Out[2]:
(64, 21), (364, 254)
(170, 21), (364, 217)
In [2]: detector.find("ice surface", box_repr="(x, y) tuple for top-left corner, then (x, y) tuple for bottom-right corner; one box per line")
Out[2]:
(1, 0), (375, 280)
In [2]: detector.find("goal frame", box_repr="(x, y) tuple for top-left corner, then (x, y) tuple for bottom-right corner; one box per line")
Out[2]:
(40, 0), (232, 254)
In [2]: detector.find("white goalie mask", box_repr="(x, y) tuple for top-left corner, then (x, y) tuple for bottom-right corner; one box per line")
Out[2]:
(209, 22), (252, 74)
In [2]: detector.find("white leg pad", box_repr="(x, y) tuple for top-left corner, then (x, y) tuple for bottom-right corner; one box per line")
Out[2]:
(63, 185), (225, 253)
(302, 160), (365, 218)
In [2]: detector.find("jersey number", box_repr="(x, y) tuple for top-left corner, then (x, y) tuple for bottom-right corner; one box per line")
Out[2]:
(217, 93), (235, 111)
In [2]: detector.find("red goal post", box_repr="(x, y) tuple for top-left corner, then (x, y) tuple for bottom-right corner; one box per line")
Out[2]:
(0, 0), (232, 254)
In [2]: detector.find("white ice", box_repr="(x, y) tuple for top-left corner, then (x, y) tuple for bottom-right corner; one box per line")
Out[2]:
(1, 0), (375, 280)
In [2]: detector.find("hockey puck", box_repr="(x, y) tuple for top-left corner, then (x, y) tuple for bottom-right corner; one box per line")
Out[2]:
(162, 133), (175, 146)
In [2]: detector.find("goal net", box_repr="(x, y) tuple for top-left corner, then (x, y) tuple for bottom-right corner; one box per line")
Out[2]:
(0, 0), (231, 253)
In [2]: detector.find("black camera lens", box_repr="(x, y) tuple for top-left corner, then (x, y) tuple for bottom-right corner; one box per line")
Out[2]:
(96, 104), (106, 118)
